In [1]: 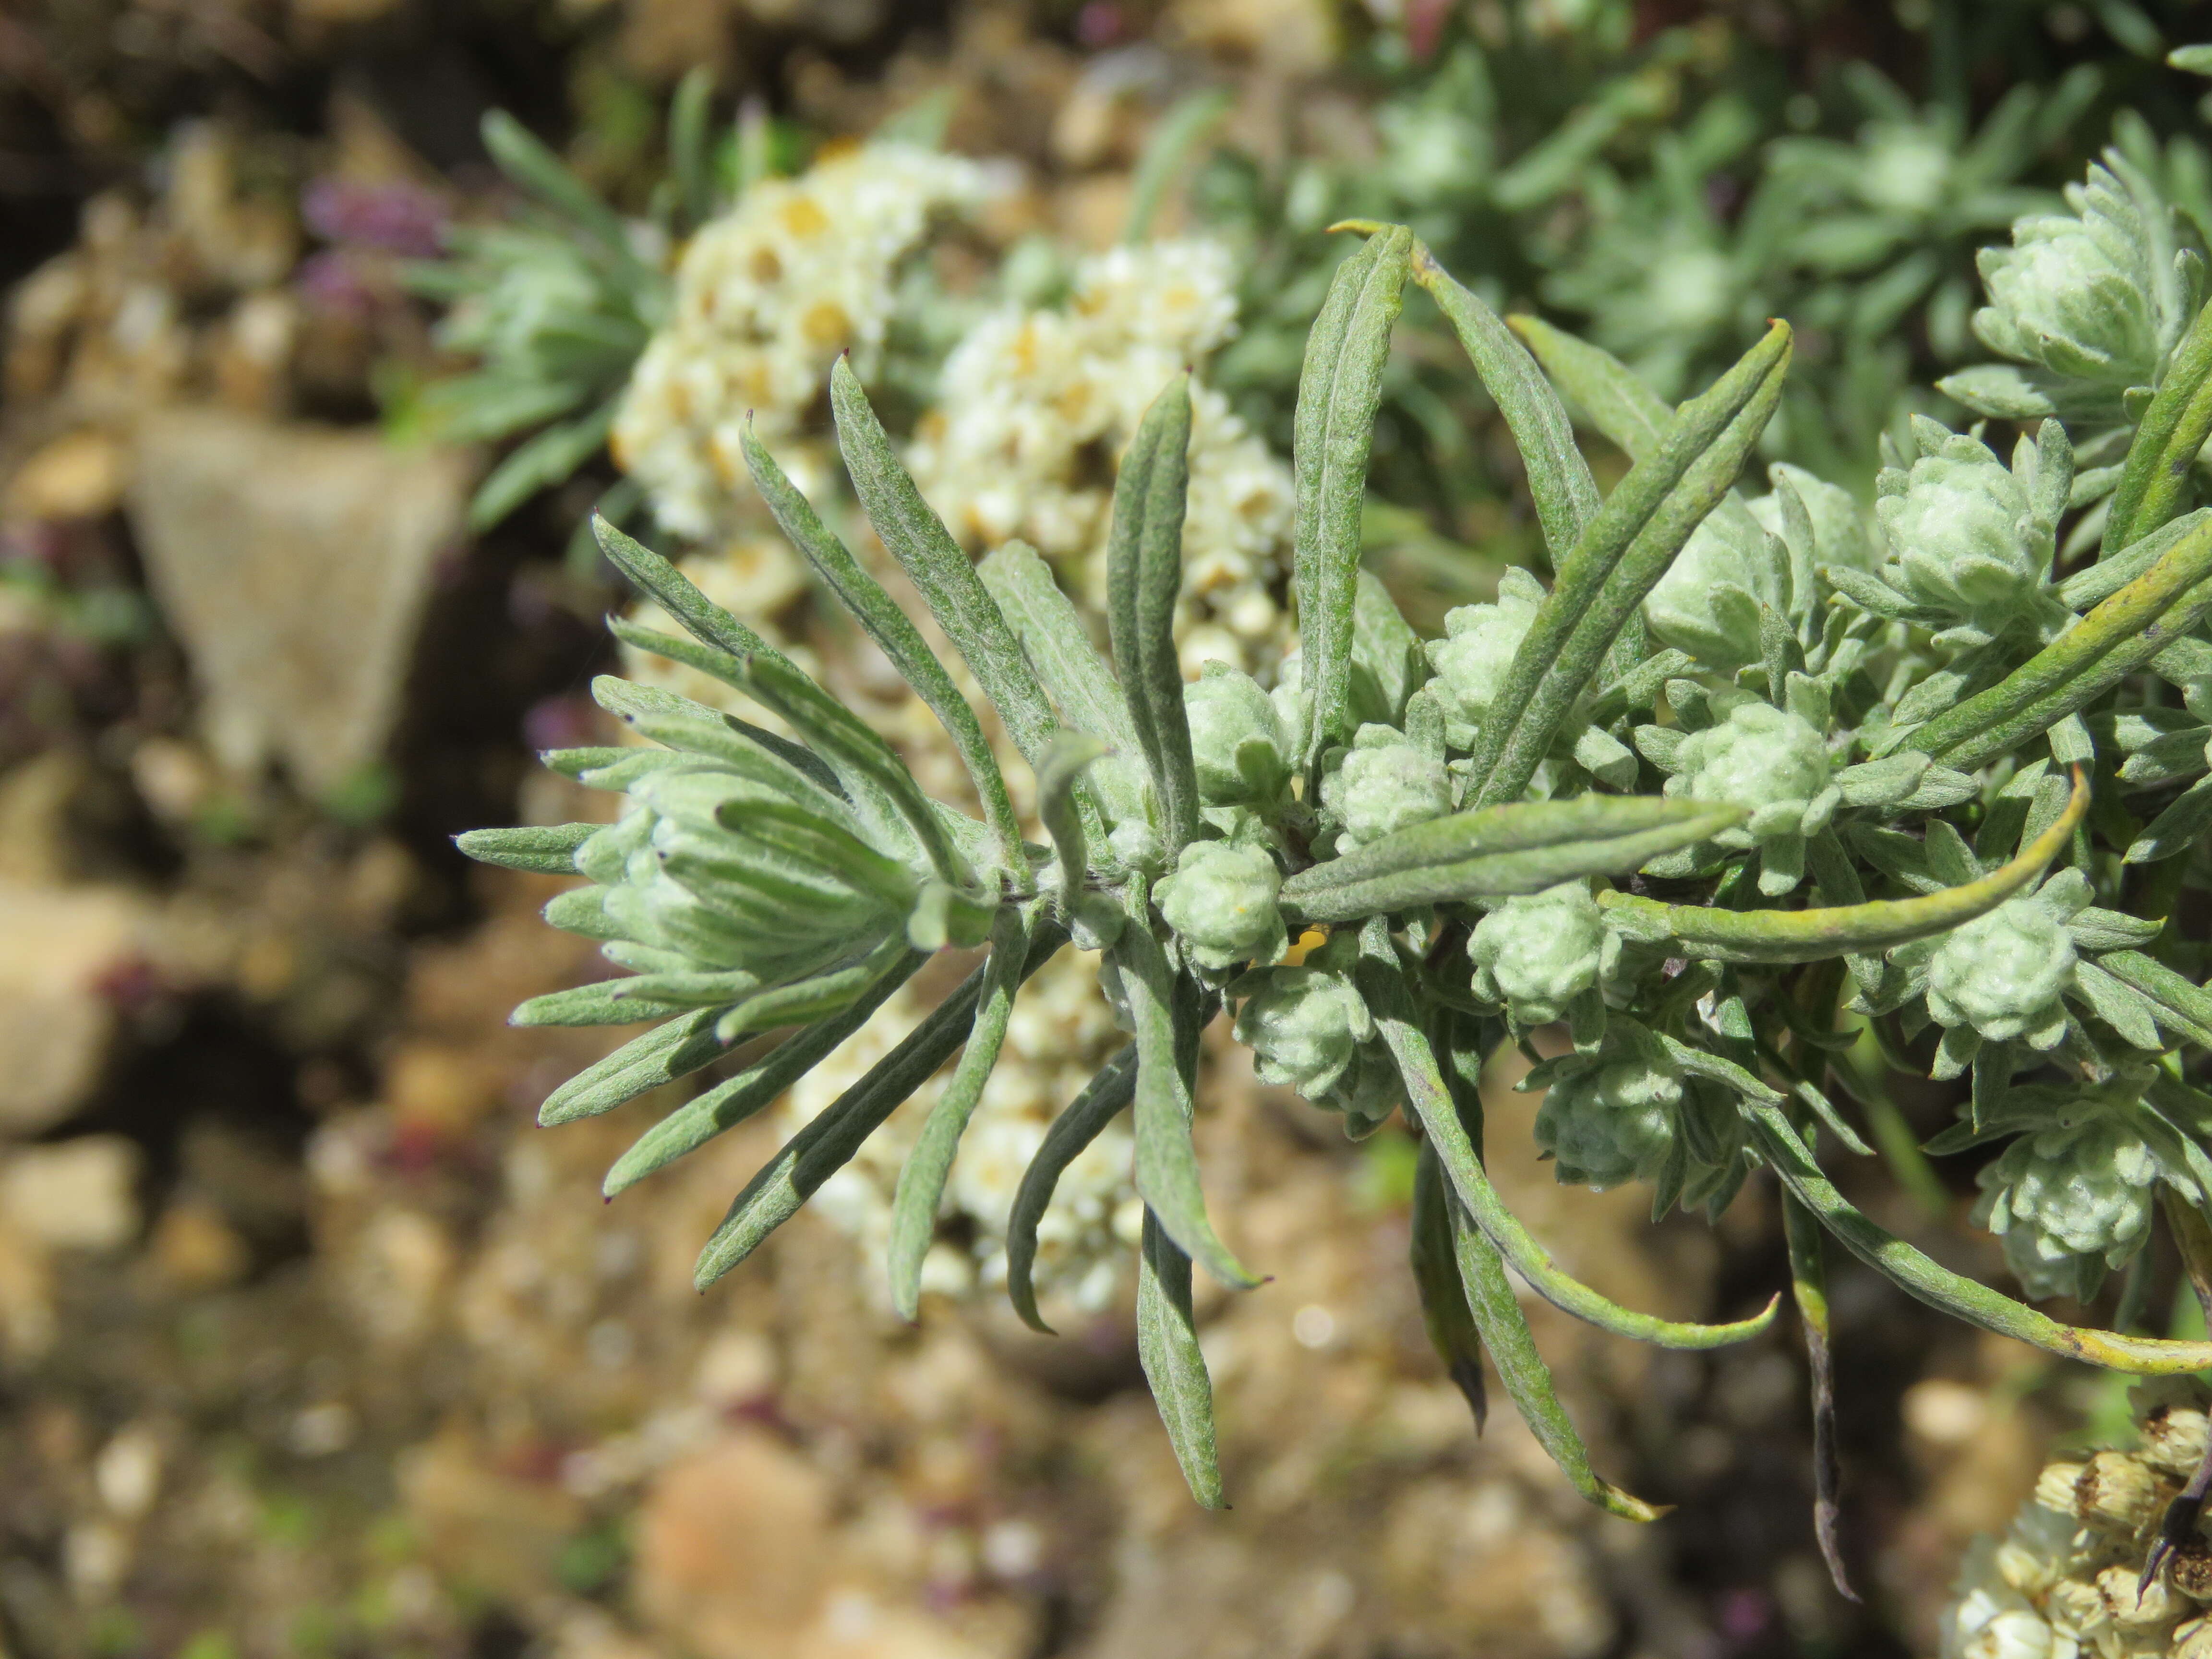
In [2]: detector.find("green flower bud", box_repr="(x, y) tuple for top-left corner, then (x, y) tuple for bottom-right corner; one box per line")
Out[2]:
(1470, 883), (1609, 1025)
(1973, 163), (2162, 389)
(1319, 723), (1451, 852)
(1152, 839), (1286, 972)
(1533, 1035), (1683, 1189)
(1668, 702), (1835, 843)
(1232, 964), (1375, 1105)
(1875, 432), (2046, 623)
(1974, 1110), (2157, 1302)
(1645, 519), (1779, 672)
(1925, 897), (2077, 1046)
(1184, 661), (1292, 810)
(1425, 568), (1545, 751)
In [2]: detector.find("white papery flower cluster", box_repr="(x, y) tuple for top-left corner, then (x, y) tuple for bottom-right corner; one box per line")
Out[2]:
(907, 239), (1295, 673)
(612, 143), (998, 540)
(777, 948), (1140, 1314)
(1942, 1382), (2212, 1659)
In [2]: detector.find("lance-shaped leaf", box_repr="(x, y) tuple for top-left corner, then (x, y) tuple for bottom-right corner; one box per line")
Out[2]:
(1744, 1102), (2212, 1374)
(1294, 226), (1412, 770)
(1598, 771), (2088, 963)
(598, 622), (841, 793)
(690, 921), (1068, 1289)
(2107, 298), (2212, 553)
(1507, 315), (1777, 567)
(481, 110), (638, 260)
(1107, 376), (1202, 851)
(456, 822), (597, 874)
(714, 935), (914, 1044)
(1280, 796), (1743, 925)
(740, 652), (972, 887)
(1006, 1045), (1138, 1333)
(537, 1007), (730, 1126)
(594, 516), (796, 673)
(603, 951), (926, 1194)
(1409, 243), (1598, 562)
(744, 422), (1025, 869)
(513, 983), (697, 1026)
(1037, 733), (1102, 917)
(1124, 87), (1231, 244)
(2126, 773), (2212, 865)
(827, 359), (1060, 769)
(1441, 1155), (1667, 1519)
(1908, 518), (2212, 771)
(1410, 1138), (1488, 1428)
(1137, 1209), (1225, 1509)
(1463, 324), (1792, 809)
(979, 541), (1144, 840)
(2094, 952), (2212, 1046)
(1782, 1191), (1857, 1601)
(886, 906), (1032, 1319)
(1366, 958), (1779, 1349)
(1114, 923), (1259, 1289)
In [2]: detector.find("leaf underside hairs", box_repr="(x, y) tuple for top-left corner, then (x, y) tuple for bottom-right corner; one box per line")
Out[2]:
(457, 193), (2212, 1574)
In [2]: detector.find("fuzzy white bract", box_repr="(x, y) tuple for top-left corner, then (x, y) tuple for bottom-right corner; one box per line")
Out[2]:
(612, 143), (998, 539)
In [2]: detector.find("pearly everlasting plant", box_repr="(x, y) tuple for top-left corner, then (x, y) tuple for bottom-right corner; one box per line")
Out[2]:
(461, 199), (2212, 1592)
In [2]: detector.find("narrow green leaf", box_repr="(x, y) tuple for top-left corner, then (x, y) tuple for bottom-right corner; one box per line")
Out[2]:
(469, 400), (616, 531)
(1781, 1191), (1856, 1600)
(827, 359), (1060, 768)
(1410, 1138), (1489, 1428)
(1280, 797), (1743, 925)
(1746, 1102), (2212, 1374)
(481, 110), (635, 256)
(1368, 964), (1779, 1349)
(2126, 773), (2212, 864)
(1508, 313), (1669, 455)
(713, 935), (913, 1044)
(691, 922), (1068, 1288)
(2067, 512), (2212, 612)
(456, 822), (596, 875)
(593, 516), (798, 673)
(1909, 517), (2212, 770)
(978, 543), (1138, 751)
(1465, 323), (1792, 808)
(1136, 1209), (1226, 1508)
(1293, 226), (1413, 770)
(1037, 733), (1102, 917)
(1443, 1159), (1667, 1519)
(604, 951), (925, 1195)
(1410, 244), (1599, 562)
(2095, 951), (2212, 1045)
(1115, 924), (1259, 1289)
(668, 66), (716, 228)
(1124, 87), (1232, 244)
(602, 619), (843, 794)
(538, 1007), (728, 1126)
(1006, 1045), (1138, 1333)
(1107, 375), (1203, 851)
(513, 983), (697, 1027)
(2107, 298), (2212, 552)
(886, 907), (1032, 1319)
(744, 421), (1025, 870)
(1596, 770), (2088, 963)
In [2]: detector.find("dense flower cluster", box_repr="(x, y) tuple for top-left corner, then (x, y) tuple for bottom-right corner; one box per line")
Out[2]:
(613, 143), (998, 539)
(907, 239), (1294, 672)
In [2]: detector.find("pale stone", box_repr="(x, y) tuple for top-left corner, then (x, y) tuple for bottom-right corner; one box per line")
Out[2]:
(0, 1136), (141, 1251)
(127, 410), (470, 796)
(0, 878), (151, 1132)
